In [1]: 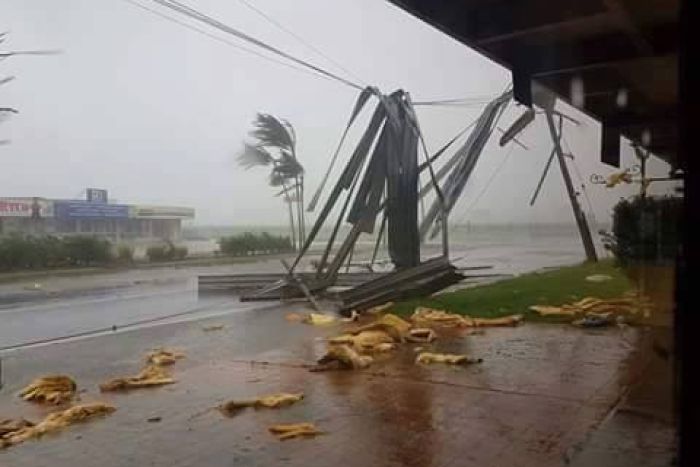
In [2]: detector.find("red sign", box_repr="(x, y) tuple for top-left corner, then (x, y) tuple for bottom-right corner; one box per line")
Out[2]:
(0, 198), (52, 218)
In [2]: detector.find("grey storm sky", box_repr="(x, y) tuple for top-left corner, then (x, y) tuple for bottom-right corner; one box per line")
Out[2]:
(2, 0), (675, 226)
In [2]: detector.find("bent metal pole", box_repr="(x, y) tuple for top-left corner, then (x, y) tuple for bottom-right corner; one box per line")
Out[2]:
(544, 109), (598, 262)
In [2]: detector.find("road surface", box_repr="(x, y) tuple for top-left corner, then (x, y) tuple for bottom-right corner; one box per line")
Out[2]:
(0, 231), (592, 351)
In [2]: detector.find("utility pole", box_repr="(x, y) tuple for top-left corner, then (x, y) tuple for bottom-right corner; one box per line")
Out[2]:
(544, 109), (598, 262)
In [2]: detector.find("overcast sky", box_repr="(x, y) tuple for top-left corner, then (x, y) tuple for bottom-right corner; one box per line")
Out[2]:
(2, 0), (676, 226)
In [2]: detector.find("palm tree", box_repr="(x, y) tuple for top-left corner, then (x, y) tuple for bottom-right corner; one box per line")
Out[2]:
(238, 113), (305, 250)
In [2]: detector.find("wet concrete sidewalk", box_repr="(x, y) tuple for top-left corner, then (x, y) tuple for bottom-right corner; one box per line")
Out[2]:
(0, 302), (675, 467)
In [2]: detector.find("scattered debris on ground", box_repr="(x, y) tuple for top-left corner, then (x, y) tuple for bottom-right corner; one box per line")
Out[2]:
(202, 325), (225, 332)
(530, 294), (654, 323)
(303, 313), (337, 325)
(415, 352), (483, 365)
(0, 403), (115, 450)
(219, 393), (304, 417)
(412, 307), (523, 328)
(411, 307), (472, 327)
(19, 375), (77, 405)
(146, 348), (185, 366)
(0, 419), (34, 438)
(147, 416), (162, 423)
(585, 274), (613, 282)
(530, 305), (578, 316)
(349, 313), (411, 341)
(312, 311), (485, 371)
(313, 313), (413, 368)
(268, 422), (322, 440)
(329, 330), (394, 352)
(310, 344), (373, 372)
(572, 312), (615, 328)
(100, 364), (175, 392)
(472, 315), (523, 326)
(372, 342), (396, 352)
(285, 312), (304, 322)
(340, 310), (360, 322)
(363, 302), (394, 315)
(405, 328), (436, 343)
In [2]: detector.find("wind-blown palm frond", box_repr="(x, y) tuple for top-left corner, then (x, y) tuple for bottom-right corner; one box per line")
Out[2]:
(238, 142), (274, 169)
(250, 113), (294, 151)
(274, 183), (301, 197)
(237, 112), (305, 251)
(269, 171), (287, 187)
(281, 118), (296, 146)
(274, 152), (304, 178)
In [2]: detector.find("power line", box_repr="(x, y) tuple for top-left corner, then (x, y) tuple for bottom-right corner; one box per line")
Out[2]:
(0, 50), (61, 58)
(412, 95), (498, 106)
(121, 0), (337, 85)
(456, 143), (517, 224)
(413, 100), (497, 108)
(413, 83), (511, 107)
(147, 0), (364, 91)
(236, 0), (367, 87)
(123, 0), (511, 107)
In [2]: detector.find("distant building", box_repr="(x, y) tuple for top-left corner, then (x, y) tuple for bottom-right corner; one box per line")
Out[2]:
(0, 189), (194, 241)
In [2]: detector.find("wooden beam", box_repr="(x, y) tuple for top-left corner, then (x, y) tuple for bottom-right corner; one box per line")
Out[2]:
(508, 32), (655, 79)
(477, 12), (613, 45)
(532, 51), (677, 78)
(602, 0), (655, 56)
(605, 111), (677, 129)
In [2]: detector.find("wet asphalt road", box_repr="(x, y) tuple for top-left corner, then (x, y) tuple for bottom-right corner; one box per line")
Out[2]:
(0, 277), (254, 351)
(0, 229), (596, 352)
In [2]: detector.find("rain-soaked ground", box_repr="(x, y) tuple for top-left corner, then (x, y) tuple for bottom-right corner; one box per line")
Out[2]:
(0, 298), (675, 467)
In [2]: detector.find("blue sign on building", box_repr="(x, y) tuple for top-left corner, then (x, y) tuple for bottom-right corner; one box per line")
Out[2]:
(54, 201), (129, 219)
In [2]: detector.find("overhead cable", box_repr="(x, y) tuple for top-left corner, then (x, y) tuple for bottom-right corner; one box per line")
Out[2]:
(148, 0), (364, 91)
(125, 0), (509, 108)
(457, 143), (517, 224)
(121, 0), (335, 84)
(412, 96), (499, 106)
(236, 0), (367, 87)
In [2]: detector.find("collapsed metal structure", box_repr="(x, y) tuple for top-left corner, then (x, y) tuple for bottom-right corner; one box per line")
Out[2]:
(199, 86), (519, 312)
